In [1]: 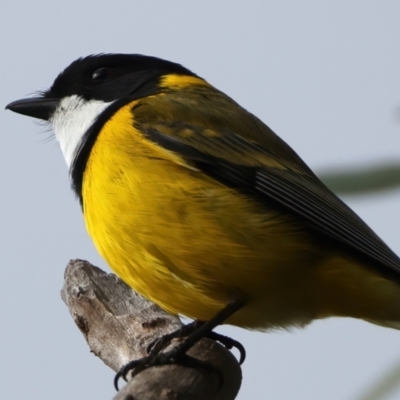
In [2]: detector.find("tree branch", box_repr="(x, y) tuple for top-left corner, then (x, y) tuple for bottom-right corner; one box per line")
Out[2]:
(61, 259), (242, 400)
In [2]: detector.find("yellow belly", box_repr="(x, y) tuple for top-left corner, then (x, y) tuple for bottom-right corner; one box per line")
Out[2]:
(82, 104), (400, 330)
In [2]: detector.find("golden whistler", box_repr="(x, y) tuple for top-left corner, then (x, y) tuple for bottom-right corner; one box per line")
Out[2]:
(7, 54), (400, 363)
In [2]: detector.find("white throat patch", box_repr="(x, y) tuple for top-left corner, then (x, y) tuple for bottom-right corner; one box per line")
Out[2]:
(50, 95), (112, 167)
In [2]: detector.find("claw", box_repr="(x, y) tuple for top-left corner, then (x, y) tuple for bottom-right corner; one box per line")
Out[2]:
(207, 331), (246, 364)
(114, 346), (222, 391)
(114, 301), (246, 391)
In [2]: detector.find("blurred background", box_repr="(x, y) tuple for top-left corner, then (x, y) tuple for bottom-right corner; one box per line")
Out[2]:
(1, 1), (399, 399)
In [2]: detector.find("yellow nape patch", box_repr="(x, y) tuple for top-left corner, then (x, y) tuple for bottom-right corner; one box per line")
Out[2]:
(160, 74), (211, 89)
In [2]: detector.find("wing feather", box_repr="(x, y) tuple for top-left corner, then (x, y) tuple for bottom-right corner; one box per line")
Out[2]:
(132, 87), (400, 275)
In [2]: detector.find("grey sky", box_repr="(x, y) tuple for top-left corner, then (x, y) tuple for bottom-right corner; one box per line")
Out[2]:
(1, 1), (400, 399)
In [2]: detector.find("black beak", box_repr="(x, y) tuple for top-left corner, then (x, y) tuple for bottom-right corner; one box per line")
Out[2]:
(5, 97), (59, 121)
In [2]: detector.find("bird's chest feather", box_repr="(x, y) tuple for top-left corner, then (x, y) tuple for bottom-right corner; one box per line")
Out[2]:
(80, 118), (248, 314)
(79, 110), (326, 326)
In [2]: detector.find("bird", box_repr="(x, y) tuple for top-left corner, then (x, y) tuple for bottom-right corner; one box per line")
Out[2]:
(6, 53), (400, 379)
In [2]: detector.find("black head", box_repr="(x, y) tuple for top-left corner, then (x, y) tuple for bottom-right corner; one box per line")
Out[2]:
(6, 54), (197, 120)
(46, 53), (197, 101)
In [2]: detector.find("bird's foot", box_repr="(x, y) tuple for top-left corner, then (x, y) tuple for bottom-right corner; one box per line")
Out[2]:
(114, 302), (246, 390)
(114, 340), (218, 390)
(147, 320), (246, 364)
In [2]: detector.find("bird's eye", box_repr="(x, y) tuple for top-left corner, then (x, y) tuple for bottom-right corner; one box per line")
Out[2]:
(91, 67), (114, 81)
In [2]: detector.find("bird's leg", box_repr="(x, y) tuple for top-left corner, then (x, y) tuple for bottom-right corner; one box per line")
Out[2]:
(146, 319), (204, 355)
(114, 299), (245, 390)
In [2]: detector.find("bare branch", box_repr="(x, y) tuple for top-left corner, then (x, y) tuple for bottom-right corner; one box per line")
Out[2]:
(61, 259), (242, 400)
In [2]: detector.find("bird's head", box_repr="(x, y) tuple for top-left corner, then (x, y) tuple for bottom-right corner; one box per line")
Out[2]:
(6, 54), (197, 166)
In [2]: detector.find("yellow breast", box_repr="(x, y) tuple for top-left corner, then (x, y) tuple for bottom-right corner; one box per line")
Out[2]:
(82, 101), (400, 330)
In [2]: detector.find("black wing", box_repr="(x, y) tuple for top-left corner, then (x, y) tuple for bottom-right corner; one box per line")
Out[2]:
(133, 87), (400, 276)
